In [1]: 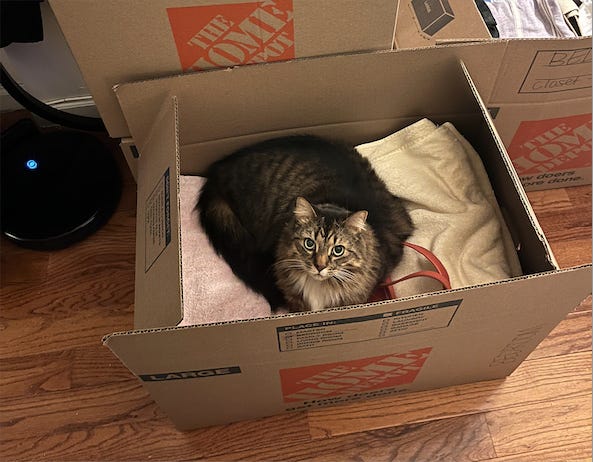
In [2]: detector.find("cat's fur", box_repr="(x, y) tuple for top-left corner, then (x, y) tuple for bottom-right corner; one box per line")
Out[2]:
(197, 135), (413, 312)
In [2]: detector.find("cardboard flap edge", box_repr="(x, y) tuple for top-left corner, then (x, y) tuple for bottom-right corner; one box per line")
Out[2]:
(133, 95), (184, 329)
(459, 60), (559, 270)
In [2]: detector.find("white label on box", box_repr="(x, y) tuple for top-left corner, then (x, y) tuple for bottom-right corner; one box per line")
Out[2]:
(276, 300), (462, 352)
(144, 168), (172, 272)
(520, 48), (592, 94)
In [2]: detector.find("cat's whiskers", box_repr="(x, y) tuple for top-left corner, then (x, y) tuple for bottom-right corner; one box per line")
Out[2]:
(332, 268), (357, 284)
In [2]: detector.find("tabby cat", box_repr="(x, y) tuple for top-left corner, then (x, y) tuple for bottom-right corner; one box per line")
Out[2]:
(197, 135), (413, 312)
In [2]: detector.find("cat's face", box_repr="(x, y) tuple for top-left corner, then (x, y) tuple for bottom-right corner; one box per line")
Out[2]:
(275, 197), (382, 311)
(290, 198), (368, 283)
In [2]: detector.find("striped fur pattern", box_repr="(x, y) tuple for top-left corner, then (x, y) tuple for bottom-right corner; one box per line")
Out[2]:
(197, 135), (413, 312)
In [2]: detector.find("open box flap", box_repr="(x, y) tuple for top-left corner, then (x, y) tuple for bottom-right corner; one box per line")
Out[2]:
(104, 265), (592, 373)
(459, 60), (559, 272)
(103, 265), (591, 429)
(114, 42), (508, 155)
(134, 95), (183, 329)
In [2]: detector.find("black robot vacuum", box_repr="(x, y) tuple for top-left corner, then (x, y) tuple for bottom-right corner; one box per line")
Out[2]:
(1, 119), (121, 250)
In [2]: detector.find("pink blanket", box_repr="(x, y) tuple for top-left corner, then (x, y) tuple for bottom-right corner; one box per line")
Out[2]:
(178, 176), (272, 326)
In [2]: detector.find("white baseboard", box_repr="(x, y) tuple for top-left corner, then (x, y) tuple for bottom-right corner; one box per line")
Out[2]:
(0, 89), (100, 126)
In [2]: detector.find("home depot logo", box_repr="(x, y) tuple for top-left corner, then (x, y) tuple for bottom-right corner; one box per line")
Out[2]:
(279, 348), (432, 403)
(509, 114), (592, 175)
(167, 0), (294, 72)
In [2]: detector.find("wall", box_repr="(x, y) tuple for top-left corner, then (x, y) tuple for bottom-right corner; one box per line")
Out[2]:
(0, 2), (98, 117)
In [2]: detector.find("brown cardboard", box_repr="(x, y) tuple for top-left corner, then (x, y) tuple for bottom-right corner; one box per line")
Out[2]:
(394, 0), (491, 49)
(133, 96), (183, 329)
(391, 0), (592, 190)
(113, 43), (508, 161)
(487, 39), (592, 190)
(48, 0), (399, 138)
(489, 40), (591, 104)
(105, 267), (590, 430)
(492, 101), (592, 190)
(100, 48), (591, 429)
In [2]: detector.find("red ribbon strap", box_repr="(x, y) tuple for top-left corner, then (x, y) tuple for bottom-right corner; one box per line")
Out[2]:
(381, 242), (452, 292)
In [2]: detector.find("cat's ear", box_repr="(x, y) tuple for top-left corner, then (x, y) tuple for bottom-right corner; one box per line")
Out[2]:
(294, 197), (316, 223)
(345, 210), (368, 231)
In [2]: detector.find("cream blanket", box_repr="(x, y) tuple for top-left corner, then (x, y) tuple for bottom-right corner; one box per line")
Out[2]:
(178, 119), (522, 326)
(356, 119), (522, 298)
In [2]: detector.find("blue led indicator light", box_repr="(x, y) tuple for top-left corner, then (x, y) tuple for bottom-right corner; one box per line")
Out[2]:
(26, 159), (38, 170)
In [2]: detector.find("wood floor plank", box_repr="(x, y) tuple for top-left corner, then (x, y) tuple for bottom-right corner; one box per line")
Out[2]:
(573, 294), (592, 313)
(526, 188), (572, 214)
(525, 186), (591, 269)
(477, 441), (592, 462)
(528, 186), (592, 245)
(548, 238), (592, 269)
(0, 380), (157, 443)
(215, 414), (495, 462)
(485, 395), (592, 458)
(71, 345), (135, 388)
(0, 212), (135, 323)
(307, 351), (591, 439)
(526, 310), (591, 361)
(531, 206), (592, 244)
(0, 240), (50, 286)
(528, 185), (591, 215)
(0, 305), (133, 359)
(0, 212), (135, 358)
(0, 411), (311, 461)
(0, 350), (73, 398)
(0, 276), (134, 323)
(565, 184), (592, 208)
(113, 181), (138, 213)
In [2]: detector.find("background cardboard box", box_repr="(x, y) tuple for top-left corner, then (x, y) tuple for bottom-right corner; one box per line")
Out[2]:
(100, 46), (591, 430)
(49, 0), (399, 138)
(394, 0), (491, 48)
(487, 42), (592, 190)
(393, 0), (592, 190)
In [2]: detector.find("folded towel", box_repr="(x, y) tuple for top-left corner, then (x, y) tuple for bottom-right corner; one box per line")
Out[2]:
(356, 119), (522, 298)
(557, 0), (582, 35)
(485, 0), (577, 38)
(179, 120), (522, 324)
(578, 0), (592, 35)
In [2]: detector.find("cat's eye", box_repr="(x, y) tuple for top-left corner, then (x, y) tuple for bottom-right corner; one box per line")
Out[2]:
(303, 238), (316, 251)
(332, 245), (345, 257)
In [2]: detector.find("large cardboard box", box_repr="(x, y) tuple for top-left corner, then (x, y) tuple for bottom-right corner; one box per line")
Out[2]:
(393, 0), (592, 190)
(97, 46), (591, 430)
(49, 0), (399, 138)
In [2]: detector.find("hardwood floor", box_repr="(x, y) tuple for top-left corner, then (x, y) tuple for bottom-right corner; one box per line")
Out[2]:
(1, 139), (591, 461)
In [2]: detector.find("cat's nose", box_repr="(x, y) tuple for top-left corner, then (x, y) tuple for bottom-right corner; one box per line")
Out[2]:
(314, 256), (328, 272)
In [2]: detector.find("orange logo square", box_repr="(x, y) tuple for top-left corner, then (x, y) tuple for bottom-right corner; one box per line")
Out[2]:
(279, 348), (432, 403)
(167, 1), (295, 72)
(508, 113), (592, 175)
